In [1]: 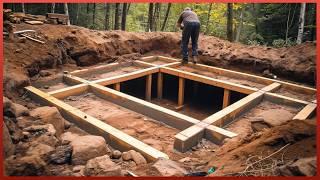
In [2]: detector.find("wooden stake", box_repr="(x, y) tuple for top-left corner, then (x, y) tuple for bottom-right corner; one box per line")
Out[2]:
(146, 74), (152, 101)
(223, 89), (231, 109)
(178, 77), (185, 107)
(157, 73), (163, 99)
(114, 83), (121, 91)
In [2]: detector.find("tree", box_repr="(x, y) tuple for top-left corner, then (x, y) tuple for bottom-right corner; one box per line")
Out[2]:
(147, 3), (154, 32)
(64, 3), (70, 25)
(205, 3), (213, 34)
(121, 3), (128, 30)
(297, 3), (306, 44)
(114, 3), (120, 30)
(153, 3), (161, 31)
(21, 3), (25, 13)
(235, 6), (244, 42)
(161, 3), (171, 31)
(92, 3), (96, 27)
(51, 3), (55, 13)
(227, 3), (234, 41)
(105, 3), (111, 30)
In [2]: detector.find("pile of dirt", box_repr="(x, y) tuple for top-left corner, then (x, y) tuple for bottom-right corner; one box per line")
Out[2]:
(3, 23), (316, 100)
(206, 119), (316, 176)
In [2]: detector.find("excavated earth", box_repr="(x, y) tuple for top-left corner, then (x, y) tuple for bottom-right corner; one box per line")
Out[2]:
(2, 23), (317, 176)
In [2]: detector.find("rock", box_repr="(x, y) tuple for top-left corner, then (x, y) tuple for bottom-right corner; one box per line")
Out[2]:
(178, 157), (192, 163)
(71, 135), (109, 165)
(3, 123), (15, 158)
(84, 155), (122, 176)
(73, 165), (85, 176)
(61, 132), (79, 144)
(151, 158), (187, 176)
(5, 155), (47, 176)
(34, 133), (59, 147)
(30, 106), (65, 136)
(128, 150), (147, 165)
(258, 109), (294, 127)
(250, 118), (271, 132)
(64, 120), (72, 129)
(3, 97), (29, 118)
(39, 70), (52, 77)
(49, 144), (72, 164)
(277, 157), (317, 176)
(122, 151), (132, 161)
(26, 143), (55, 160)
(24, 124), (56, 137)
(112, 150), (122, 159)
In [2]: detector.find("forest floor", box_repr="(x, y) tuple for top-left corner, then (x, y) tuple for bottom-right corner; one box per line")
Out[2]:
(3, 23), (317, 176)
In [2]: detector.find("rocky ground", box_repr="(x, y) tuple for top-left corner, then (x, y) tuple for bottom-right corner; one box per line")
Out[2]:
(3, 22), (317, 176)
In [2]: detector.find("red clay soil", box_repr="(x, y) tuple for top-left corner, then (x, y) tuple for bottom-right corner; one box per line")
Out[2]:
(3, 23), (316, 101)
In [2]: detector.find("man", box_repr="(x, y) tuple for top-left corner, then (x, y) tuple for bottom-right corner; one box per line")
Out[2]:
(176, 7), (200, 64)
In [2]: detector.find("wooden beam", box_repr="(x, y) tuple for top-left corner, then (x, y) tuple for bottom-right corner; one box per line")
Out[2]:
(146, 74), (152, 101)
(70, 62), (122, 77)
(264, 92), (309, 107)
(114, 83), (121, 91)
(63, 74), (89, 85)
(92, 67), (159, 86)
(293, 103), (317, 120)
(222, 89), (231, 109)
(178, 77), (185, 107)
(90, 83), (200, 130)
(157, 72), (163, 99)
(49, 84), (89, 99)
(25, 86), (169, 162)
(260, 83), (281, 92)
(160, 67), (257, 95)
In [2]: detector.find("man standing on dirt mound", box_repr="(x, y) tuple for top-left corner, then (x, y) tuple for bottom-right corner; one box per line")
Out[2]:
(177, 7), (200, 64)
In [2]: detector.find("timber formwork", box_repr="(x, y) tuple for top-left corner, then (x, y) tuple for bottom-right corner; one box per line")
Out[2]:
(25, 56), (317, 161)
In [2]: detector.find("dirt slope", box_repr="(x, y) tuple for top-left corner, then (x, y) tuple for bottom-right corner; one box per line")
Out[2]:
(3, 23), (316, 100)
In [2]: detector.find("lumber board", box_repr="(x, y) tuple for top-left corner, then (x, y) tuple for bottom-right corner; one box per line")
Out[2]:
(160, 67), (258, 94)
(145, 74), (152, 101)
(92, 67), (159, 86)
(70, 62), (123, 77)
(49, 84), (89, 99)
(178, 77), (185, 107)
(157, 72), (163, 99)
(292, 103), (317, 120)
(259, 82), (281, 92)
(264, 92), (309, 107)
(20, 34), (45, 44)
(25, 86), (169, 162)
(114, 83), (121, 91)
(202, 91), (264, 127)
(222, 89), (231, 109)
(63, 74), (89, 85)
(90, 83), (200, 130)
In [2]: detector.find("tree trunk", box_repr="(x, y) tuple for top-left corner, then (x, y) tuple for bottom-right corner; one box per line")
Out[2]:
(121, 3), (128, 30)
(161, 3), (171, 31)
(205, 3), (213, 34)
(21, 3), (25, 13)
(105, 3), (110, 30)
(114, 3), (120, 30)
(64, 3), (70, 25)
(285, 5), (291, 44)
(51, 3), (55, 13)
(235, 7), (244, 42)
(227, 3), (234, 42)
(75, 4), (80, 25)
(87, 3), (90, 13)
(153, 3), (161, 31)
(127, 3), (131, 13)
(296, 3), (306, 44)
(147, 3), (154, 32)
(92, 3), (96, 28)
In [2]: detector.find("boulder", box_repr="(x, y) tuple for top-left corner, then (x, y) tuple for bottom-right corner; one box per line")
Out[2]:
(128, 150), (147, 165)
(3, 123), (15, 158)
(73, 165), (85, 176)
(23, 124), (56, 137)
(151, 158), (188, 176)
(49, 144), (72, 164)
(111, 150), (122, 159)
(122, 151), (132, 161)
(13, 103), (29, 117)
(5, 155), (47, 176)
(34, 133), (59, 147)
(3, 97), (29, 118)
(258, 109), (294, 127)
(61, 132), (79, 144)
(30, 106), (65, 136)
(71, 135), (109, 165)
(277, 157), (317, 176)
(25, 143), (55, 160)
(84, 155), (122, 176)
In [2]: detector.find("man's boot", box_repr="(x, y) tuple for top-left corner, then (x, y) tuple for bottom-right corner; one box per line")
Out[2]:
(181, 58), (188, 65)
(192, 56), (198, 64)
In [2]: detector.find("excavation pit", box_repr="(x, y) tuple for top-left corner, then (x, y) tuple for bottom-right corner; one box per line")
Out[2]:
(25, 55), (317, 163)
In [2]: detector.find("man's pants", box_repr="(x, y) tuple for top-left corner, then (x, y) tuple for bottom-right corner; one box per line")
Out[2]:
(181, 21), (200, 61)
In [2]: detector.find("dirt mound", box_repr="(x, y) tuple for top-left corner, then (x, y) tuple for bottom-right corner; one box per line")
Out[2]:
(206, 120), (316, 176)
(4, 24), (316, 100)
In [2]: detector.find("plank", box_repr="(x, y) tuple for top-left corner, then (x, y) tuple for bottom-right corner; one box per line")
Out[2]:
(114, 83), (121, 91)
(293, 103), (317, 120)
(178, 77), (185, 107)
(145, 74), (152, 101)
(157, 72), (163, 99)
(222, 89), (230, 109)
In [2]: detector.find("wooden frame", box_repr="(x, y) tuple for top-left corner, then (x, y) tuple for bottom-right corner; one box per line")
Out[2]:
(26, 55), (317, 157)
